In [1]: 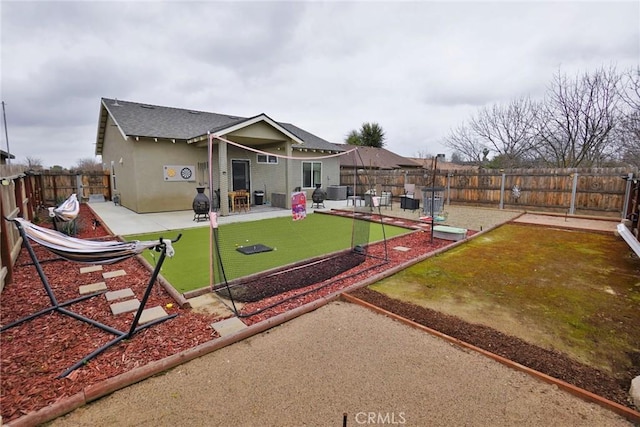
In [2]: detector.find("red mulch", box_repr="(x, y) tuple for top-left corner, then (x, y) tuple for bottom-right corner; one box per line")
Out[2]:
(1, 206), (635, 423)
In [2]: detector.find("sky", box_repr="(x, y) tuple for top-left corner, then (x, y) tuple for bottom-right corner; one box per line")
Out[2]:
(1, 1), (638, 168)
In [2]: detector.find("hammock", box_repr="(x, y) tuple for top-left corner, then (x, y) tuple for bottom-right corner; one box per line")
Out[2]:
(2, 217), (181, 378)
(48, 193), (80, 222)
(13, 217), (174, 264)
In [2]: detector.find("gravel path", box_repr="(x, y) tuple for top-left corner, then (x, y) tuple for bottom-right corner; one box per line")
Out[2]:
(49, 301), (631, 426)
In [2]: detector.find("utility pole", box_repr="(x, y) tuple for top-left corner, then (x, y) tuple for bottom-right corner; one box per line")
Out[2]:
(2, 101), (11, 165)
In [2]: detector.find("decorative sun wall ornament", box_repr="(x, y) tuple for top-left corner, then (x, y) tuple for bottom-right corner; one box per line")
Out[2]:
(512, 184), (521, 202)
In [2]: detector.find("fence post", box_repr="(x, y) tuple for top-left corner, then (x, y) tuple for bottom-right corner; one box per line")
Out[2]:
(446, 173), (451, 206)
(622, 172), (633, 220)
(569, 172), (579, 215)
(76, 173), (82, 198)
(499, 172), (506, 210)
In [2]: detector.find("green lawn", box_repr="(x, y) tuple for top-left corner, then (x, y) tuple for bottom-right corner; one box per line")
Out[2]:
(126, 213), (410, 293)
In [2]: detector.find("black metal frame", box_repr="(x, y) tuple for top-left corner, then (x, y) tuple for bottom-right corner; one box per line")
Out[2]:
(1, 218), (181, 378)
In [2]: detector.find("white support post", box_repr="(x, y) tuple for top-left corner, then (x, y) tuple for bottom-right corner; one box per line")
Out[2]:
(569, 172), (578, 215)
(499, 173), (506, 210)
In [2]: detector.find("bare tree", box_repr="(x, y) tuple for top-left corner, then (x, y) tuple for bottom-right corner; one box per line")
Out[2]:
(25, 156), (43, 170)
(74, 157), (103, 172)
(534, 66), (621, 167)
(616, 66), (640, 166)
(469, 97), (540, 168)
(443, 122), (486, 164)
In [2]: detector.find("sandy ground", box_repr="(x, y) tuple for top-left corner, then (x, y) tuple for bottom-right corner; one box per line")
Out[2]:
(49, 301), (631, 427)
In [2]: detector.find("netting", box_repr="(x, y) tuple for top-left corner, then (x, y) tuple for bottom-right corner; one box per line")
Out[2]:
(207, 136), (390, 315)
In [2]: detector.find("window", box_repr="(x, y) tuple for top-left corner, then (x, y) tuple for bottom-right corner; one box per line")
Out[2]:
(302, 161), (322, 188)
(257, 154), (278, 164)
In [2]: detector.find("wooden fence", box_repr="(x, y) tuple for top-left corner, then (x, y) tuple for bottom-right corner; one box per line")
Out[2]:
(0, 170), (111, 291)
(340, 166), (636, 217)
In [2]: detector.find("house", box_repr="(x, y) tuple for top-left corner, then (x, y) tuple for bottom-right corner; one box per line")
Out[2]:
(339, 146), (422, 170)
(0, 149), (14, 165)
(95, 98), (344, 214)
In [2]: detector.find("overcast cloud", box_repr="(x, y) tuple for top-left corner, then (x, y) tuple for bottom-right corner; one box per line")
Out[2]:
(1, 0), (638, 168)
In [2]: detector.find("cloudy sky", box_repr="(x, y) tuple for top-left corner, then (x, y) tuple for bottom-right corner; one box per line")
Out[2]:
(1, 1), (638, 168)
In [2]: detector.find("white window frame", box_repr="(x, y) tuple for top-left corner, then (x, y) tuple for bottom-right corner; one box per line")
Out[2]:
(302, 161), (322, 189)
(257, 154), (278, 164)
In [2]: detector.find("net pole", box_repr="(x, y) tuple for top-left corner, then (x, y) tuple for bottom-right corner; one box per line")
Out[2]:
(208, 132), (214, 290)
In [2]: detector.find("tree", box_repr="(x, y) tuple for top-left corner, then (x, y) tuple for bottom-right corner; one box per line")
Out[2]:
(534, 66), (620, 168)
(25, 156), (43, 170)
(444, 97), (539, 168)
(616, 66), (640, 166)
(345, 129), (362, 146)
(74, 157), (103, 172)
(345, 122), (386, 148)
(443, 122), (486, 164)
(470, 97), (540, 168)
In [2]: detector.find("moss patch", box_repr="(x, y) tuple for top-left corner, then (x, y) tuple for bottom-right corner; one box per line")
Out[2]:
(370, 223), (640, 379)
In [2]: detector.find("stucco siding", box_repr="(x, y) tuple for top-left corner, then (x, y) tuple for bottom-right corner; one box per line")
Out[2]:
(228, 121), (289, 141)
(102, 115), (138, 211)
(132, 139), (207, 213)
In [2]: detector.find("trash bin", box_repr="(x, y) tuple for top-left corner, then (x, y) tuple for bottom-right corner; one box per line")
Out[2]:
(253, 190), (264, 205)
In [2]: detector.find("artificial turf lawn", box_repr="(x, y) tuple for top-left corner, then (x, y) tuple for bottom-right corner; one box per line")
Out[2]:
(125, 213), (411, 293)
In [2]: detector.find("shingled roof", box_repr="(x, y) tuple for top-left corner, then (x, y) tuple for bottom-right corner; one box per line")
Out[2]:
(96, 98), (342, 155)
(339, 145), (422, 169)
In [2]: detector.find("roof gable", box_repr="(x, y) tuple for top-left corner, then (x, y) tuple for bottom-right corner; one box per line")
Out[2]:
(96, 98), (342, 154)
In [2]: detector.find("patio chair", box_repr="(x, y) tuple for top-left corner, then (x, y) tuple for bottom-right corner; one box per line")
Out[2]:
(233, 189), (250, 212)
(1, 216), (181, 378)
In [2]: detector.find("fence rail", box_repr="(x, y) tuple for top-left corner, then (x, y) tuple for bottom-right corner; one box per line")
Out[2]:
(340, 166), (635, 217)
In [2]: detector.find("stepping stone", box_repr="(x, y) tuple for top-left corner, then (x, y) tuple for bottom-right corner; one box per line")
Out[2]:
(103, 270), (127, 279)
(80, 265), (103, 274)
(393, 246), (411, 252)
(110, 298), (140, 315)
(79, 281), (108, 295)
(105, 288), (135, 302)
(211, 316), (247, 337)
(188, 293), (237, 316)
(137, 306), (168, 325)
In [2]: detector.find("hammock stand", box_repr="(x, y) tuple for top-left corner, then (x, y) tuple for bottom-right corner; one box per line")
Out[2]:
(48, 193), (80, 234)
(1, 217), (182, 378)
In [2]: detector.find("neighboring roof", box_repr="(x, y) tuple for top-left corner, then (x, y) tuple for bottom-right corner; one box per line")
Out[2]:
(96, 98), (342, 155)
(0, 149), (15, 160)
(410, 157), (478, 171)
(338, 146), (422, 169)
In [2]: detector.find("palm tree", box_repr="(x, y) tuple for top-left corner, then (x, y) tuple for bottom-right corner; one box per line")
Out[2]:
(345, 122), (386, 147)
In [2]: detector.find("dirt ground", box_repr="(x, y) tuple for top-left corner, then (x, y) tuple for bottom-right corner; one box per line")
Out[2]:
(48, 301), (632, 427)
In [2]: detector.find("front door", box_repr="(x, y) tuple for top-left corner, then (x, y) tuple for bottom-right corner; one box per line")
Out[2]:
(231, 159), (250, 191)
